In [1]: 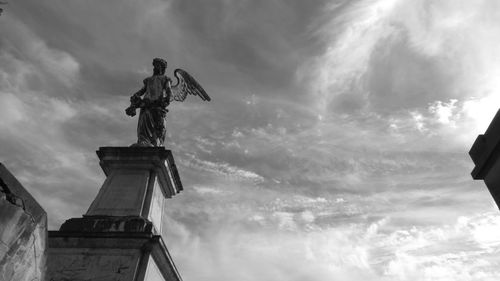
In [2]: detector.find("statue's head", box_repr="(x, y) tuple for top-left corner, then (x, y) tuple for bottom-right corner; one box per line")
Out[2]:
(152, 58), (167, 75)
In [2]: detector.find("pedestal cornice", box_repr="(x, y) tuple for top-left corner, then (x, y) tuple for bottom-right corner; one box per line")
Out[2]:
(97, 147), (183, 196)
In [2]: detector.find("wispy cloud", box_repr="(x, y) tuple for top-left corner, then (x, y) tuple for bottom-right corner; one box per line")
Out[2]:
(1, 0), (499, 280)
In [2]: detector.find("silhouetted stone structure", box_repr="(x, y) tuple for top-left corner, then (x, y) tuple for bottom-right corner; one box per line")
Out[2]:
(0, 163), (47, 281)
(470, 109), (500, 208)
(46, 147), (183, 281)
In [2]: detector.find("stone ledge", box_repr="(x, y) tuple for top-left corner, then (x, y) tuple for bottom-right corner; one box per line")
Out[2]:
(97, 146), (183, 197)
(59, 216), (155, 233)
(48, 232), (182, 281)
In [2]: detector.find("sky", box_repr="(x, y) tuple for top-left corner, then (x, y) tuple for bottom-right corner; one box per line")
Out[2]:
(2, 0), (500, 280)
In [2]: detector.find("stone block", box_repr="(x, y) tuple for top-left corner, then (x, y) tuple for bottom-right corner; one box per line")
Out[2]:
(88, 169), (150, 216)
(47, 147), (184, 280)
(47, 232), (181, 281)
(86, 147), (182, 233)
(59, 216), (154, 233)
(0, 163), (47, 281)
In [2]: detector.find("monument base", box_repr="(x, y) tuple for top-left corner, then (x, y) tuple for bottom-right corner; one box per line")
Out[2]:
(46, 147), (184, 281)
(48, 230), (181, 281)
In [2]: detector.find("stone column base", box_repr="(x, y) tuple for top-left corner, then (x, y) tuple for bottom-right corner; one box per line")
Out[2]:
(47, 229), (181, 281)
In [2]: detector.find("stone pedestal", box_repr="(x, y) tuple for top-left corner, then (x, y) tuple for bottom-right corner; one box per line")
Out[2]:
(48, 232), (181, 281)
(47, 147), (183, 281)
(470, 109), (500, 209)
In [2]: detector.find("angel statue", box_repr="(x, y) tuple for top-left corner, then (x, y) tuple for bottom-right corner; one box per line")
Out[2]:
(125, 58), (210, 147)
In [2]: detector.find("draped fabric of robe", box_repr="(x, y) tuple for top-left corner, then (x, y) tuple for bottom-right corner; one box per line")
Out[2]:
(137, 105), (168, 146)
(135, 75), (170, 147)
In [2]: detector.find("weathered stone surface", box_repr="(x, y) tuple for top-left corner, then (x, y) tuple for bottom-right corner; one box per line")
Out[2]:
(48, 247), (141, 281)
(88, 169), (150, 216)
(60, 216), (154, 233)
(96, 147), (183, 197)
(87, 147), (181, 233)
(148, 177), (165, 234)
(47, 232), (181, 281)
(47, 147), (183, 281)
(144, 255), (166, 281)
(0, 163), (47, 281)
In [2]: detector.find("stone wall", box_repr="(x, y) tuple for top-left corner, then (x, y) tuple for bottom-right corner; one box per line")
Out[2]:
(0, 163), (47, 281)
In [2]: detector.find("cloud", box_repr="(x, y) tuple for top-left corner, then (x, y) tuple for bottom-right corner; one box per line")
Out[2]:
(0, 14), (128, 225)
(183, 155), (265, 183)
(306, 0), (500, 113)
(295, 0), (500, 155)
(0, 17), (80, 90)
(2, 1), (500, 280)
(164, 202), (500, 281)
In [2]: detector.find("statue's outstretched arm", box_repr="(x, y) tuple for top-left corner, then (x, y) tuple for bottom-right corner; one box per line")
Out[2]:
(125, 81), (147, 117)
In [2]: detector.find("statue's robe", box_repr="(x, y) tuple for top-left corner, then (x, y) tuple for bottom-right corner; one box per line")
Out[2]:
(136, 75), (171, 147)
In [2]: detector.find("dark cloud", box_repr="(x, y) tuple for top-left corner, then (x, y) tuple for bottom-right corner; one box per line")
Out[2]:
(365, 32), (458, 114)
(2, 0), (500, 280)
(167, 0), (328, 89)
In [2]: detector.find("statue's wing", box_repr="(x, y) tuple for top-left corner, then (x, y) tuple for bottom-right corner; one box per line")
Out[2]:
(170, 69), (211, 102)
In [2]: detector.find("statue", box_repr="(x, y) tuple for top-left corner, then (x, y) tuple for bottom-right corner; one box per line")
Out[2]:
(125, 58), (211, 147)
